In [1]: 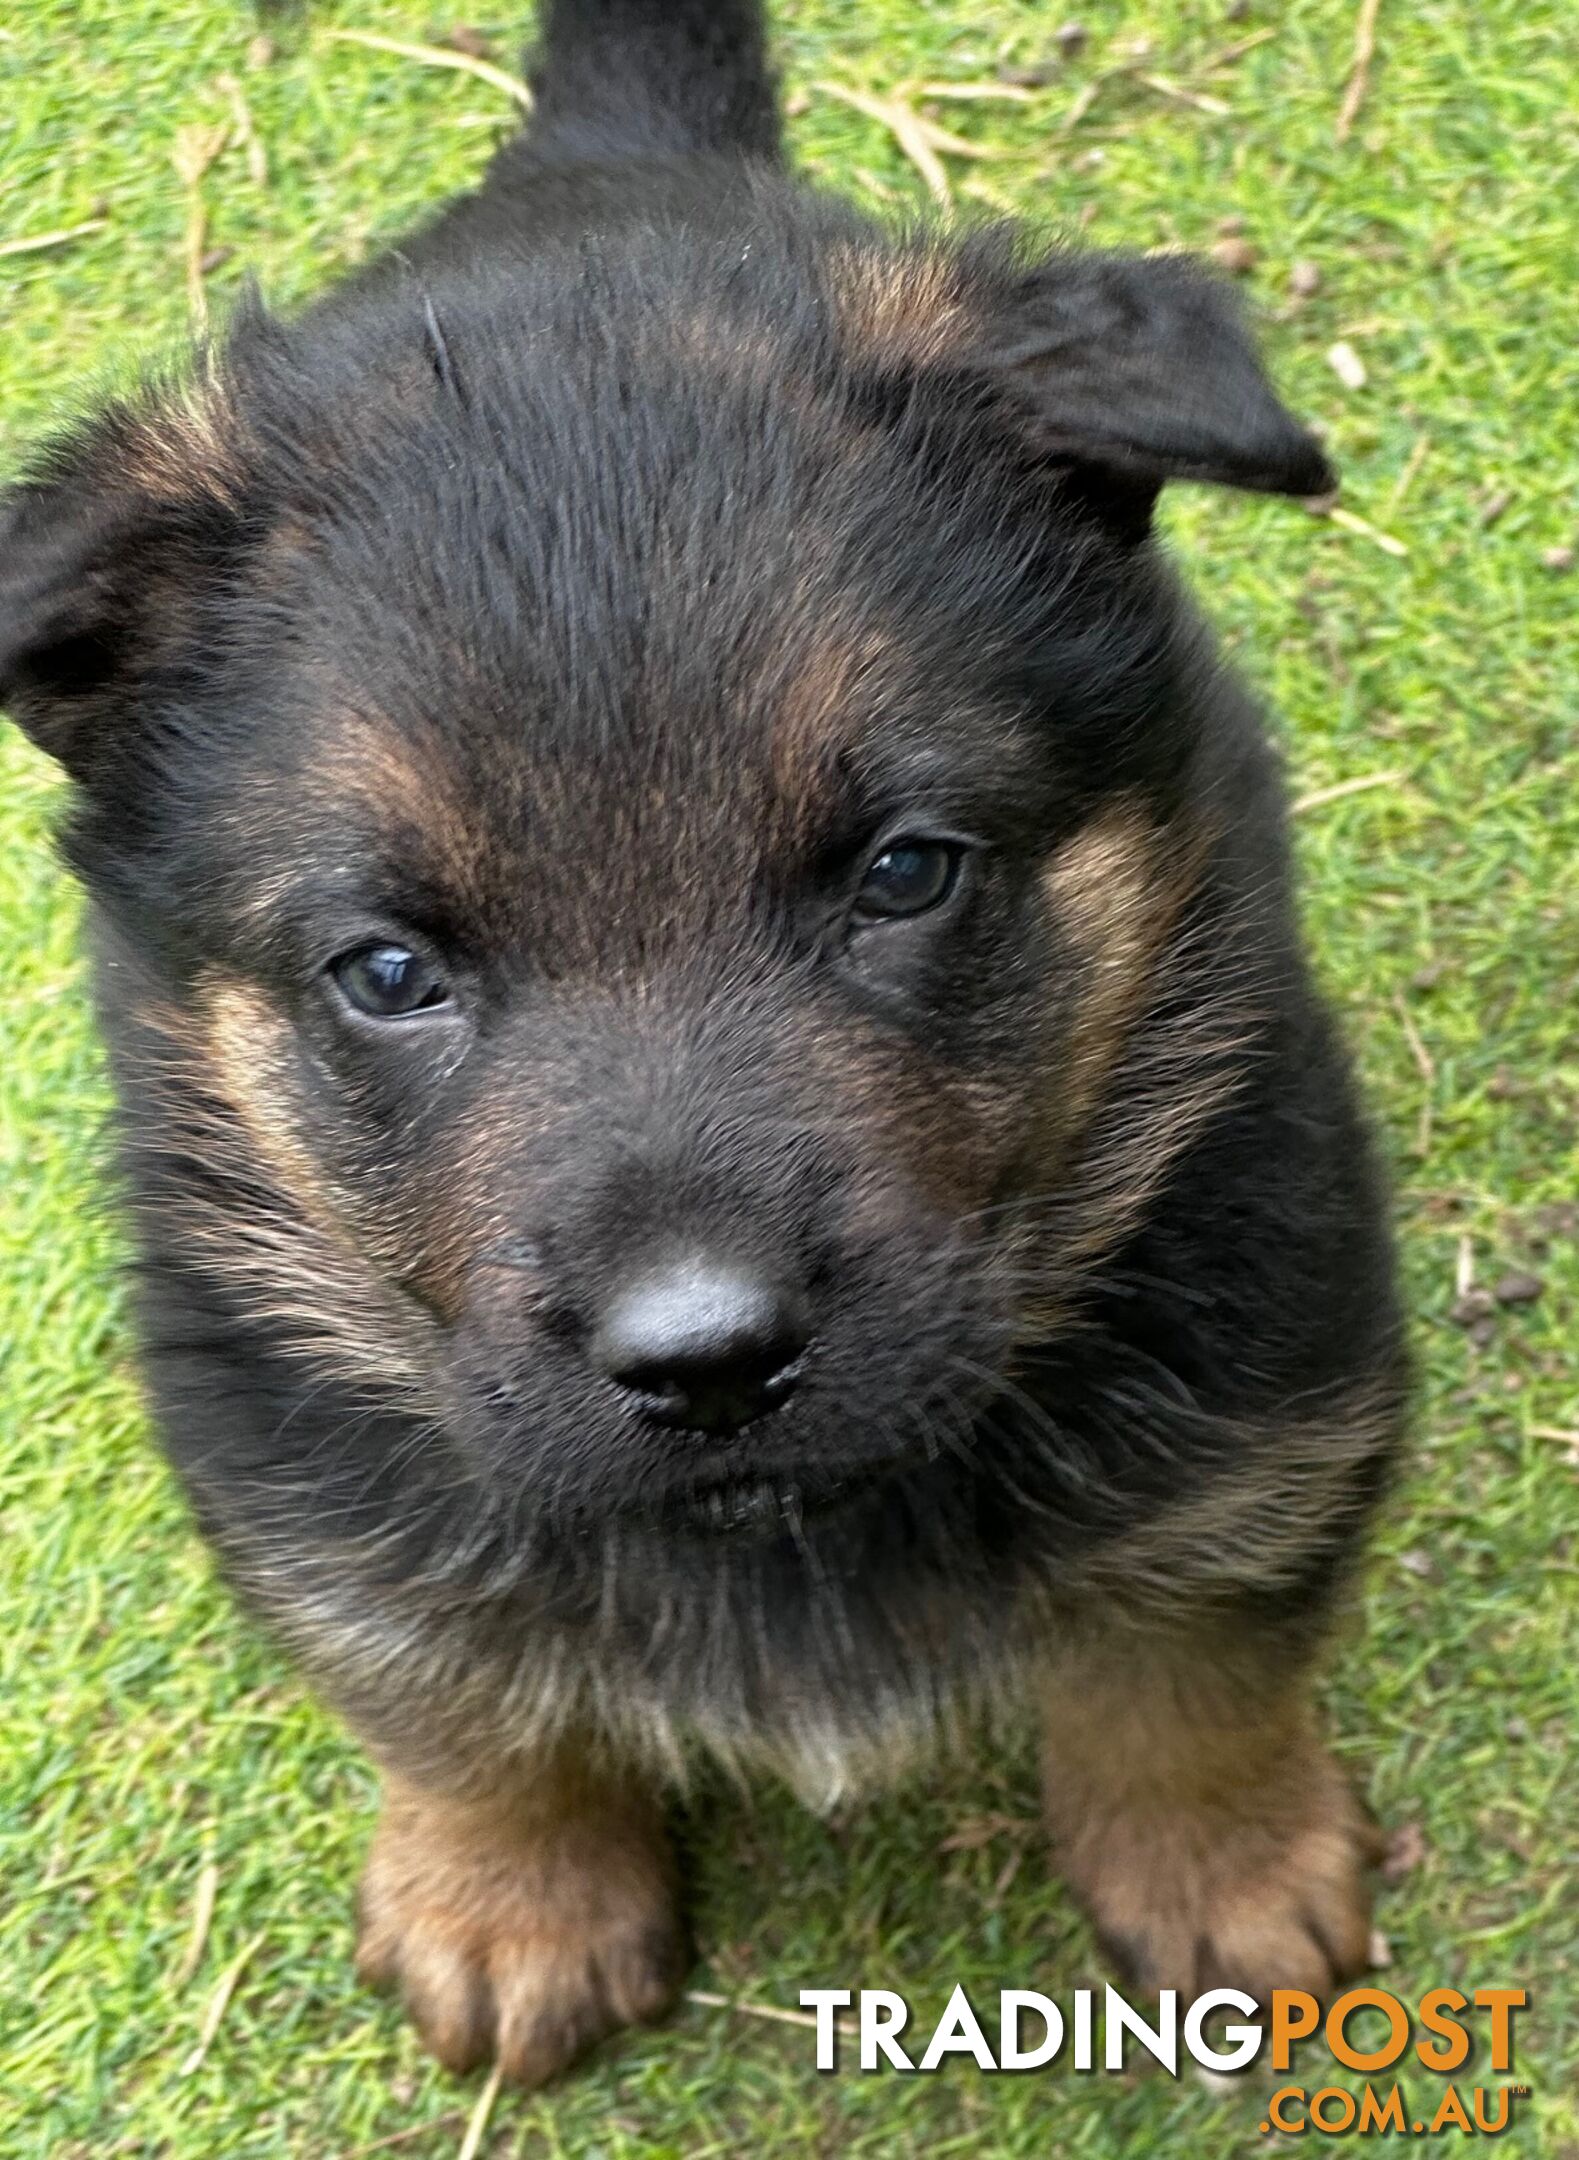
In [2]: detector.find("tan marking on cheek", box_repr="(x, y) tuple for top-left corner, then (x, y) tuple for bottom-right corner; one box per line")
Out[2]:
(827, 244), (976, 371)
(1039, 806), (1181, 1150)
(174, 978), (443, 1404)
(202, 980), (338, 1225)
(1007, 806), (1265, 1337)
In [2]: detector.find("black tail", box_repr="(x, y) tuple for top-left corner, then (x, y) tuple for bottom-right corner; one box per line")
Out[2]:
(524, 0), (782, 164)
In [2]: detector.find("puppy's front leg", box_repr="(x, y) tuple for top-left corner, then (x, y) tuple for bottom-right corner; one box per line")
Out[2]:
(355, 1748), (686, 2085)
(1042, 1623), (1385, 2003)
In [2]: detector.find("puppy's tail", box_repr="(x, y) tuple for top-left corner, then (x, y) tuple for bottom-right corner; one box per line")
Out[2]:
(524, 0), (782, 165)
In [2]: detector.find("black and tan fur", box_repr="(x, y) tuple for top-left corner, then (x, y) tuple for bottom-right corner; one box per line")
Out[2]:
(0, 0), (1405, 2085)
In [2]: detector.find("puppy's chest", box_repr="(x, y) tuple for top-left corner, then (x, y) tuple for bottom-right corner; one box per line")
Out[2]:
(255, 1518), (1043, 1806)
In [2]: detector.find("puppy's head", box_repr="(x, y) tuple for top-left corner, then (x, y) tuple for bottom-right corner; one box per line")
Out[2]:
(0, 221), (1328, 1538)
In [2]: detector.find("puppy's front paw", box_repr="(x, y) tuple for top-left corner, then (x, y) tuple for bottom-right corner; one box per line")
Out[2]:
(355, 1772), (685, 2085)
(1052, 1742), (1385, 2003)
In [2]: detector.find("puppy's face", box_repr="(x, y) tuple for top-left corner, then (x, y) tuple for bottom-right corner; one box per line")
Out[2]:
(0, 227), (1328, 1537)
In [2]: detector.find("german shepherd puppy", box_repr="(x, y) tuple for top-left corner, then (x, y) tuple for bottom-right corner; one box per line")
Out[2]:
(0, 0), (1404, 2086)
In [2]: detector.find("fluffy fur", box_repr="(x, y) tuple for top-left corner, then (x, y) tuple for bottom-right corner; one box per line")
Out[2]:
(1, 0), (1407, 2075)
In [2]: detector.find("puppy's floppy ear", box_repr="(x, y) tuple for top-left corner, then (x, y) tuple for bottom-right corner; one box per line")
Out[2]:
(980, 251), (1335, 537)
(0, 373), (250, 785)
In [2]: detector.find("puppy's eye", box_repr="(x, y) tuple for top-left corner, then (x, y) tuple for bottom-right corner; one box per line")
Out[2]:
(331, 944), (449, 1018)
(853, 840), (961, 922)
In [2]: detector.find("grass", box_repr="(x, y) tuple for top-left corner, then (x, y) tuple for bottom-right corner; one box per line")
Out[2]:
(2, 1), (1576, 2153)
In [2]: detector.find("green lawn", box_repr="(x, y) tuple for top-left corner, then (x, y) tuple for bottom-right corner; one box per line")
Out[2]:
(2, 2), (1576, 2153)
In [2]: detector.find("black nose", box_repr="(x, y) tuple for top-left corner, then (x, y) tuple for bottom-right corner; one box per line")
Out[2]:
(592, 1255), (807, 1435)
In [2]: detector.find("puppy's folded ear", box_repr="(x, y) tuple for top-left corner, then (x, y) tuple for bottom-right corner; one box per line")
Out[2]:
(0, 376), (249, 785)
(980, 251), (1335, 536)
